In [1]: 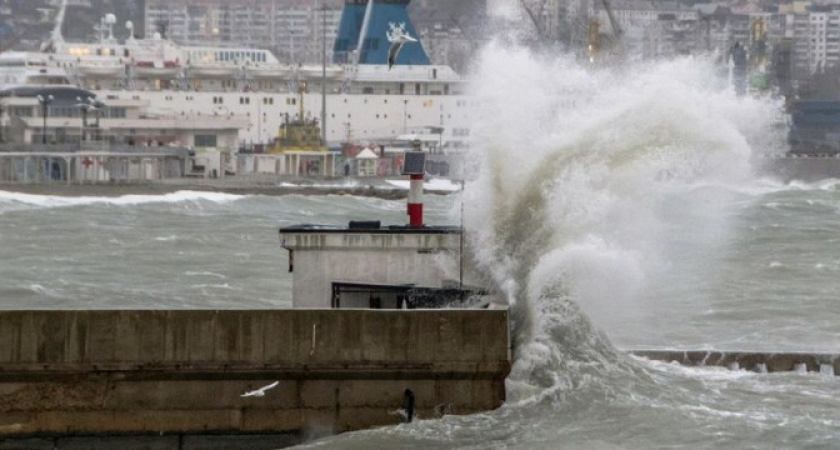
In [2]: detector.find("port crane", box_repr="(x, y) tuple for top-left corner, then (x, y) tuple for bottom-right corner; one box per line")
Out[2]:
(587, 0), (623, 63)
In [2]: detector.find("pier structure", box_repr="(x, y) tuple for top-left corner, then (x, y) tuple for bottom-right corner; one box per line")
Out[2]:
(0, 129), (511, 448)
(632, 350), (839, 375)
(0, 309), (510, 449)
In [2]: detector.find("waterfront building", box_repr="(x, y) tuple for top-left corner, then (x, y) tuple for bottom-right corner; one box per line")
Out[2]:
(144, 0), (342, 65)
(592, 0), (702, 60)
(0, 86), (246, 153)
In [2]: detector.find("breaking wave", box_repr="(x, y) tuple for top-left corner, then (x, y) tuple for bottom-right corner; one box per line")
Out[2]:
(461, 44), (787, 399)
(0, 190), (246, 208)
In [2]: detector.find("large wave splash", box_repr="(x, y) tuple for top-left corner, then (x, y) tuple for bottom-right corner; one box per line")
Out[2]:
(462, 45), (787, 401)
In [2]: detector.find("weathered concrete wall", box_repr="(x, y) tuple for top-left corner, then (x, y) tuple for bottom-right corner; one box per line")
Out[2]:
(281, 230), (462, 307)
(0, 309), (509, 448)
(632, 350), (840, 374)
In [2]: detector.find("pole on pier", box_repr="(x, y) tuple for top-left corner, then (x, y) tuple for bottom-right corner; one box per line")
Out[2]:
(321, 0), (327, 146)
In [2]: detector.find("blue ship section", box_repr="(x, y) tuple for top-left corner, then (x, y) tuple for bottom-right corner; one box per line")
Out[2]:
(333, 0), (430, 66)
(333, 1), (368, 64)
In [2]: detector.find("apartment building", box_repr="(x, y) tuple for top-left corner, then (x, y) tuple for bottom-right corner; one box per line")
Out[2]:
(592, 0), (701, 60)
(144, 0), (341, 64)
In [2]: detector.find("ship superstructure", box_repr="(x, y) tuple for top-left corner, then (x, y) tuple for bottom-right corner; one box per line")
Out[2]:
(0, 1), (471, 152)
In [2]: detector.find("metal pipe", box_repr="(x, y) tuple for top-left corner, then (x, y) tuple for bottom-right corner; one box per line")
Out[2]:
(321, 0), (327, 146)
(37, 95), (54, 144)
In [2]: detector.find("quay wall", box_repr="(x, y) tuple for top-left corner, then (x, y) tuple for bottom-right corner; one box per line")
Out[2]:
(0, 309), (510, 449)
(632, 350), (839, 374)
(757, 156), (840, 182)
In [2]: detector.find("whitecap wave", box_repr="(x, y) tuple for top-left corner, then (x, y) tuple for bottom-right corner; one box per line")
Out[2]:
(461, 45), (786, 400)
(385, 179), (462, 192)
(0, 190), (246, 208)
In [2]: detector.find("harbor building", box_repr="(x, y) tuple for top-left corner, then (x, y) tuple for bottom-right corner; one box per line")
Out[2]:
(592, 0), (702, 60)
(0, 86), (247, 152)
(144, 0), (343, 65)
(0, 85), (246, 181)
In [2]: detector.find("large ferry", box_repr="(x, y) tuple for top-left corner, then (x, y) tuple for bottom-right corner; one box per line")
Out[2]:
(0, 0), (471, 149)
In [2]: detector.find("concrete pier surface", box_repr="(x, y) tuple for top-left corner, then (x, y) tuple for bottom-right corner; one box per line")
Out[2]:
(0, 309), (510, 449)
(631, 349), (840, 374)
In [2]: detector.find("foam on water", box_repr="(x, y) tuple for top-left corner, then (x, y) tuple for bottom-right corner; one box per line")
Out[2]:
(0, 190), (246, 208)
(385, 179), (463, 192)
(458, 43), (786, 401)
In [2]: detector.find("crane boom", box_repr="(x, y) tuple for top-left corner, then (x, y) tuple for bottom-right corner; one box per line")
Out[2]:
(601, 0), (622, 39)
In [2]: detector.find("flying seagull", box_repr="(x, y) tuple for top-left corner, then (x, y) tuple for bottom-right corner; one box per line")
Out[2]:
(387, 31), (418, 70)
(241, 381), (279, 397)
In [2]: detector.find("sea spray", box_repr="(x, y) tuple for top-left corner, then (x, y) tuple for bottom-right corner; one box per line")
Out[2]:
(461, 44), (787, 398)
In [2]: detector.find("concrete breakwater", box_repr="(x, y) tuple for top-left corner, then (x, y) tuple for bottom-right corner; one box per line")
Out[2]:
(632, 350), (839, 374)
(0, 309), (510, 449)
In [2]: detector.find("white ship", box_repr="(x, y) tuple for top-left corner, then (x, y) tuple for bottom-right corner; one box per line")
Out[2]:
(0, 1), (471, 151)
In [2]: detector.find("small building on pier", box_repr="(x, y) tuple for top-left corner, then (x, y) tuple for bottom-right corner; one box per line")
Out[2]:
(280, 149), (486, 309)
(280, 223), (466, 308)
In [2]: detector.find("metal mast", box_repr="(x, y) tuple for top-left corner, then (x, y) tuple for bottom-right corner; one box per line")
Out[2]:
(322, 0), (327, 145)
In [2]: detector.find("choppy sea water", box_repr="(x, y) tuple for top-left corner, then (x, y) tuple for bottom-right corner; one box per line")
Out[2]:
(0, 191), (454, 309)
(0, 183), (838, 448)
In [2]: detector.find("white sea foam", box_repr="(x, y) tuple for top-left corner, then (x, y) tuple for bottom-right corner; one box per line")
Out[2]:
(460, 44), (786, 399)
(384, 179), (462, 192)
(0, 190), (246, 208)
(278, 180), (362, 189)
(29, 284), (61, 298)
(184, 271), (227, 279)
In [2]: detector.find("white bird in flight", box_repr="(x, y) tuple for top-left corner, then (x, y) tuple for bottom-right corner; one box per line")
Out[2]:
(387, 31), (418, 70)
(241, 381), (279, 397)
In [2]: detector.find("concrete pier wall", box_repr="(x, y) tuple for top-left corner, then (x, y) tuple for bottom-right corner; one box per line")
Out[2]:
(757, 155), (840, 182)
(0, 309), (510, 449)
(632, 350), (840, 374)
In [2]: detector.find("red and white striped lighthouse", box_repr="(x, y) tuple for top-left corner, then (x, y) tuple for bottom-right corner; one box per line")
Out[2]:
(407, 173), (423, 227)
(401, 147), (426, 228)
